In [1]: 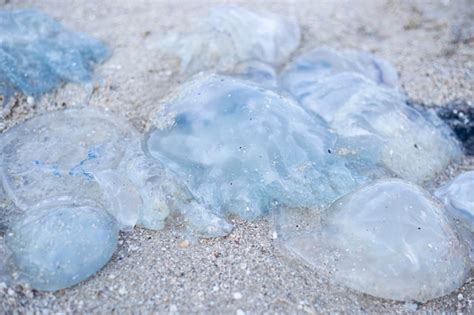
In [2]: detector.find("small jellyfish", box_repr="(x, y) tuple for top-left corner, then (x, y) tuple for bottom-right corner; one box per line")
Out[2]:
(5, 205), (119, 291)
(435, 171), (474, 261)
(436, 171), (474, 231)
(160, 5), (300, 75)
(276, 179), (470, 302)
(334, 83), (461, 183)
(280, 61), (461, 183)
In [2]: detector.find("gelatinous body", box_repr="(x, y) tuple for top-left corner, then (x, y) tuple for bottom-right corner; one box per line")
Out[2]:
(0, 9), (109, 114)
(281, 64), (460, 182)
(160, 5), (300, 74)
(436, 171), (474, 231)
(147, 75), (376, 225)
(6, 205), (118, 291)
(0, 108), (141, 229)
(436, 171), (474, 261)
(0, 108), (171, 290)
(276, 180), (470, 302)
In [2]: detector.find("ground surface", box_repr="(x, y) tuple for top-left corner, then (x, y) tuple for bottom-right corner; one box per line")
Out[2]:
(0, 0), (473, 313)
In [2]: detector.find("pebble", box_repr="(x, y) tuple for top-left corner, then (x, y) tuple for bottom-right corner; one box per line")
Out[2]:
(233, 292), (243, 300)
(26, 96), (34, 105)
(169, 304), (178, 313)
(179, 240), (190, 248)
(118, 287), (128, 295)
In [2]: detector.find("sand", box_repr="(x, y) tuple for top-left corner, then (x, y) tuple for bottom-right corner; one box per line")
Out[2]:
(0, 0), (473, 313)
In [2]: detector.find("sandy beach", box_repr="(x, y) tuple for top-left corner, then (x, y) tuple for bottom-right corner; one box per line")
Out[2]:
(0, 0), (473, 313)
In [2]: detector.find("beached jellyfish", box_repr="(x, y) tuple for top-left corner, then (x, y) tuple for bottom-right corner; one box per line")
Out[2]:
(276, 179), (470, 302)
(436, 171), (474, 231)
(280, 66), (461, 182)
(334, 82), (460, 183)
(160, 5), (300, 75)
(0, 108), (142, 230)
(435, 171), (474, 261)
(0, 9), (109, 115)
(146, 75), (379, 229)
(5, 205), (119, 291)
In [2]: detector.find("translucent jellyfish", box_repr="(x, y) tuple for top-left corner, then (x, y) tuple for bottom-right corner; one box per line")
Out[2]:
(0, 108), (142, 230)
(280, 68), (461, 183)
(0, 9), (109, 114)
(160, 5), (300, 75)
(276, 179), (470, 302)
(436, 171), (474, 231)
(435, 171), (474, 261)
(5, 205), (119, 291)
(146, 75), (377, 229)
(280, 47), (398, 95)
(336, 83), (460, 182)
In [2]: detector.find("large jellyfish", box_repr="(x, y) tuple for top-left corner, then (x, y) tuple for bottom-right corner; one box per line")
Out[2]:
(0, 9), (109, 115)
(276, 179), (470, 302)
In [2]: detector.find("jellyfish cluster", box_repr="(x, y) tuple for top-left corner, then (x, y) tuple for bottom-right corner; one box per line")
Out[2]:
(0, 108), (231, 290)
(0, 5), (472, 302)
